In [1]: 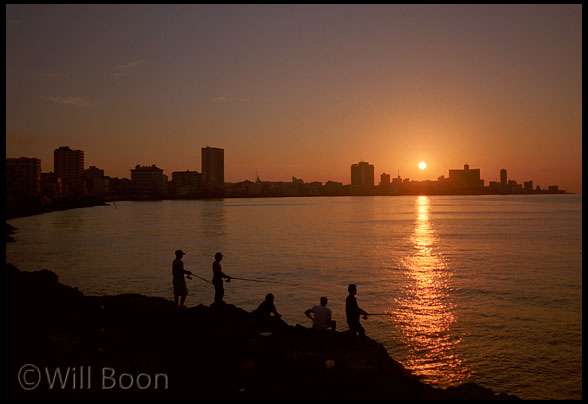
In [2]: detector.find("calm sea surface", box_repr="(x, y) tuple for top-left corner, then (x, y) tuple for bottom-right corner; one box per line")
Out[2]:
(6, 195), (582, 399)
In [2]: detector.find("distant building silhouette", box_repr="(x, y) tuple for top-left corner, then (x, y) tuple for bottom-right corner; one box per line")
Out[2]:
(488, 180), (501, 193)
(508, 179), (522, 193)
(448, 164), (483, 193)
(500, 168), (507, 192)
(108, 177), (132, 200)
(325, 180), (344, 195)
(524, 181), (533, 193)
(40, 172), (63, 202)
(170, 170), (202, 197)
(130, 164), (167, 198)
(84, 166), (107, 200)
(54, 146), (85, 199)
(6, 157), (41, 202)
(202, 147), (224, 196)
(351, 162), (374, 194)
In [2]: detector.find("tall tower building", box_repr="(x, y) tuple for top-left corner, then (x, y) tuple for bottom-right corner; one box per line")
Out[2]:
(202, 146), (224, 194)
(500, 169), (507, 186)
(351, 162), (374, 187)
(500, 168), (507, 192)
(351, 161), (374, 195)
(54, 146), (85, 199)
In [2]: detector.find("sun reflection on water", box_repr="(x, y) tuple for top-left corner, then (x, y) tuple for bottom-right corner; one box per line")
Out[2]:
(393, 196), (470, 385)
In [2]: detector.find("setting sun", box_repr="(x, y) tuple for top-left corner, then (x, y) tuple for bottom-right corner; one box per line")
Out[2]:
(418, 162), (427, 170)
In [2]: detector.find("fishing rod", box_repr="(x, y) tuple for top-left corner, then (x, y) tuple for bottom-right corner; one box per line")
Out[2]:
(186, 273), (213, 284)
(186, 272), (297, 287)
(228, 276), (298, 286)
(365, 313), (393, 317)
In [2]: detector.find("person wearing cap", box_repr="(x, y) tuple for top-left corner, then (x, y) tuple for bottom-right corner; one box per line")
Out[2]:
(345, 284), (368, 338)
(172, 249), (193, 308)
(212, 252), (231, 304)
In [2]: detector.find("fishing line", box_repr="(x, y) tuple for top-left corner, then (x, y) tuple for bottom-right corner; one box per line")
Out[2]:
(228, 276), (299, 287)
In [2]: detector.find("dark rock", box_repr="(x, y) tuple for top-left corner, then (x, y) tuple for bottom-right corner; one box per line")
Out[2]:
(4, 264), (521, 400)
(6, 222), (16, 243)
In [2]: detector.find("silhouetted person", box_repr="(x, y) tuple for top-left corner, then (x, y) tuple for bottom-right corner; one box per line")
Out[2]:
(212, 252), (231, 304)
(172, 250), (193, 308)
(252, 293), (282, 332)
(254, 293), (282, 319)
(346, 284), (368, 338)
(305, 296), (336, 331)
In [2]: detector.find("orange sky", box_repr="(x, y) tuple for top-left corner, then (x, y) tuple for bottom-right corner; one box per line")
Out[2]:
(6, 5), (582, 192)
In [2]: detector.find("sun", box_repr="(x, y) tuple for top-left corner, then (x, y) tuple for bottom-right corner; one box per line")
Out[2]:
(418, 161), (427, 170)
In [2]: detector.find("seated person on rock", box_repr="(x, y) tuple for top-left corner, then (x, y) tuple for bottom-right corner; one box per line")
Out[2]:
(252, 293), (283, 332)
(305, 296), (336, 331)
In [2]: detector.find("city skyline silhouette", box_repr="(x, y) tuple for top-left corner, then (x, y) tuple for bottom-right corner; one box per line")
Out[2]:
(6, 5), (582, 194)
(6, 143), (568, 212)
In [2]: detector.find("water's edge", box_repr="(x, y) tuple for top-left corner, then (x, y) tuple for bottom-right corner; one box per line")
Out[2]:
(5, 263), (520, 400)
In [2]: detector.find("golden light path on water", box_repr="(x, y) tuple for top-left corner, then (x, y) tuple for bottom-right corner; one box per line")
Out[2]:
(391, 196), (470, 385)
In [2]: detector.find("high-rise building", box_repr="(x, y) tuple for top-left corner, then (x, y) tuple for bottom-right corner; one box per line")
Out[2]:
(448, 164), (484, 192)
(351, 162), (374, 187)
(500, 168), (507, 192)
(351, 161), (374, 195)
(6, 157), (41, 201)
(202, 147), (224, 194)
(54, 146), (85, 199)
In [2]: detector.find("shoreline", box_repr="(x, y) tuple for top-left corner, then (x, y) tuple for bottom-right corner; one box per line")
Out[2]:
(6, 192), (576, 221)
(5, 263), (520, 400)
(6, 199), (109, 220)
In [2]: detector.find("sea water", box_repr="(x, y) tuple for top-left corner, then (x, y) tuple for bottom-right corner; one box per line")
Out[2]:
(6, 194), (582, 399)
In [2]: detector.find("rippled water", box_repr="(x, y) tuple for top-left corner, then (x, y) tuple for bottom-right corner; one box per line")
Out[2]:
(6, 195), (582, 399)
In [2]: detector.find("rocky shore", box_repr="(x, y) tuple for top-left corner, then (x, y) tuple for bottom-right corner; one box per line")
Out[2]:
(6, 222), (17, 243)
(4, 263), (520, 400)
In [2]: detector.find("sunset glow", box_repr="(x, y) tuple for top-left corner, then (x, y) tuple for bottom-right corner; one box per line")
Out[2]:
(5, 5), (582, 193)
(394, 196), (468, 383)
(4, 5), (583, 396)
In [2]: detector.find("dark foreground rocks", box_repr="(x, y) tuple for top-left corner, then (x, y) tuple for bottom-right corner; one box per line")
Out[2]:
(6, 222), (16, 243)
(5, 264), (520, 400)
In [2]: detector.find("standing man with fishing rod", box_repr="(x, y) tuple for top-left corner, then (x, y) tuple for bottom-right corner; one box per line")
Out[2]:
(212, 252), (231, 305)
(346, 284), (369, 339)
(172, 249), (194, 308)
